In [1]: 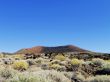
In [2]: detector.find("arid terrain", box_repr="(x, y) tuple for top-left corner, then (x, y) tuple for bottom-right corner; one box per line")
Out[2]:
(0, 45), (110, 82)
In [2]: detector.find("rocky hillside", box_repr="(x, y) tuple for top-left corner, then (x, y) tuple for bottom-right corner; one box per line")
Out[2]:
(16, 45), (90, 54)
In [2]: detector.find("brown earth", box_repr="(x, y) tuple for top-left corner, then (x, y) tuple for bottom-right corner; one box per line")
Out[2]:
(16, 45), (90, 54)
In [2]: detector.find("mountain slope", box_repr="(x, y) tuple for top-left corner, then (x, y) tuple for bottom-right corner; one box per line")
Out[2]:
(16, 45), (90, 54)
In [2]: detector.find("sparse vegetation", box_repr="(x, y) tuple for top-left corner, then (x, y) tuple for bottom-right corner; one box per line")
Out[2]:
(71, 58), (81, 65)
(55, 54), (66, 61)
(50, 64), (61, 70)
(86, 75), (110, 82)
(0, 52), (110, 82)
(0, 66), (17, 79)
(13, 60), (29, 71)
(92, 58), (104, 66)
(26, 59), (36, 66)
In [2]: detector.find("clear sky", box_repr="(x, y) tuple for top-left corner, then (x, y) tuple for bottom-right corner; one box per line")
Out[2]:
(0, 0), (110, 53)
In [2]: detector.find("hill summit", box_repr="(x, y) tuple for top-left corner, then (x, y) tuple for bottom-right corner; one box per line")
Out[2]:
(16, 45), (89, 54)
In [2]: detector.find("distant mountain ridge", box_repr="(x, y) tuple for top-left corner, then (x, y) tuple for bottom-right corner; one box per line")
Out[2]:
(16, 45), (90, 54)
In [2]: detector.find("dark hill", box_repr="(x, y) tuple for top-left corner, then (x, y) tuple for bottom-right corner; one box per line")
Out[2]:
(16, 45), (90, 54)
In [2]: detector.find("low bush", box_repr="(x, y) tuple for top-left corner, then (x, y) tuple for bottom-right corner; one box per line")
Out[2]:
(10, 70), (70, 82)
(13, 54), (25, 60)
(81, 61), (96, 76)
(49, 59), (61, 65)
(47, 70), (70, 82)
(71, 72), (85, 82)
(60, 61), (68, 66)
(34, 58), (44, 66)
(50, 64), (61, 70)
(71, 58), (81, 65)
(49, 63), (66, 71)
(105, 60), (110, 62)
(86, 75), (110, 82)
(0, 67), (17, 79)
(26, 59), (36, 66)
(57, 66), (66, 71)
(41, 63), (48, 70)
(62, 72), (73, 79)
(95, 62), (110, 75)
(0, 54), (4, 58)
(92, 58), (104, 67)
(13, 60), (29, 71)
(9, 73), (51, 82)
(2, 58), (14, 65)
(55, 55), (66, 61)
(81, 59), (105, 76)
(102, 62), (110, 70)
(34, 70), (71, 82)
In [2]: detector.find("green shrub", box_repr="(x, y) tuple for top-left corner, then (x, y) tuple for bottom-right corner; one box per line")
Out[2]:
(50, 64), (61, 70)
(26, 59), (36, 66)
(71, 72), (85, 82)
(41, 63), (48, 70)
(57, 66), (66, 71)
(34, 70), (70, 82)
(55, 55), (66, 61)
(105, 60), (110, 63)
(9, 73), (50, 82)
(49, 64), (66, 71)
(92, 58), (104, 66)
(34, 58), (44, 66)
(65, 58), (81, 72)
(0, 54), (4, 58)
(71, 58), (81, 65)
(62, 72), (73, 79)
(60, 61), (68, 66)
(0, 69), (71, 82)
(102, 62), (110, 70)
(47, 70), (70, 82)
(13, 60), (29, 71)
(87, 75), (110, 82)
(2, 58), (14, 65)
(10, 70), (70, 82)
(0, 67), (17, 79)
(35, 58), (43, 63)
(13, 54), (25, 60)
(49, 59), (61, 66)
(98, 62), (110, 75)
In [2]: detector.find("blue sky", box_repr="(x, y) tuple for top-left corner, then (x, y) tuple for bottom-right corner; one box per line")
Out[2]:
(0, 0), (110, 53)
